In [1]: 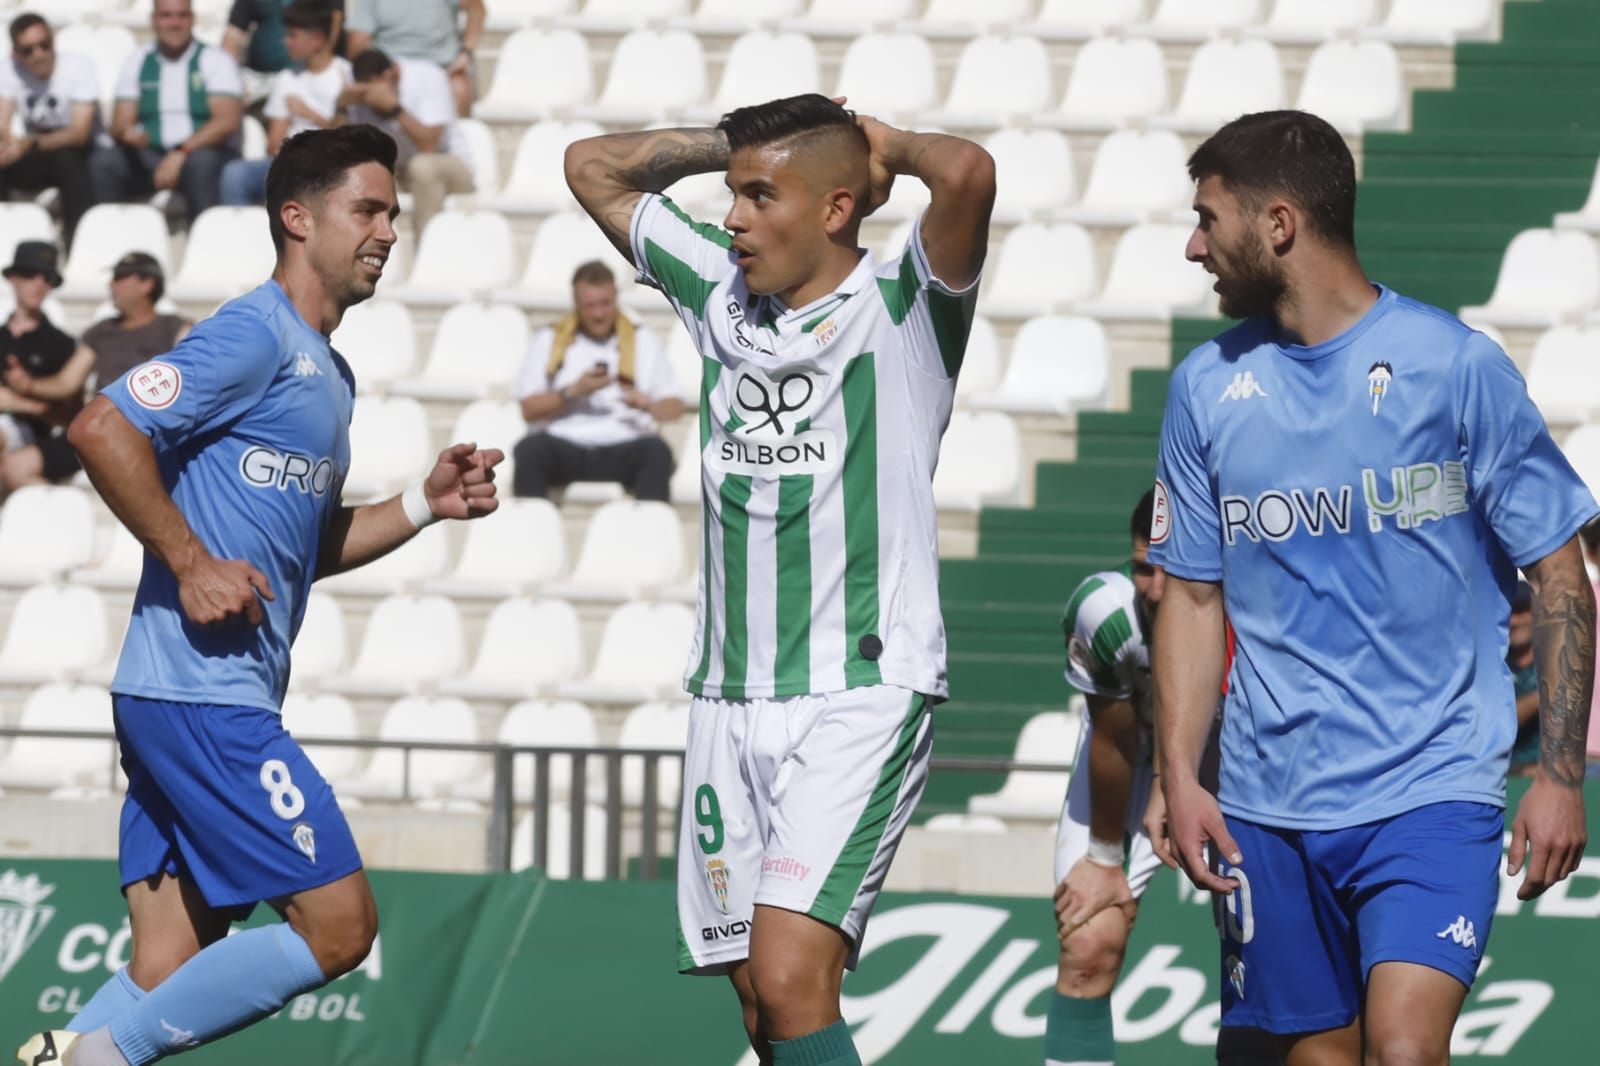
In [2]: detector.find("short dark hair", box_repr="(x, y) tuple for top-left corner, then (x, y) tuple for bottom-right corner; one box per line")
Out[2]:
(9, 13), (47, 44)
(571, 260), (614, 287)
(717, 93), (867, 154)
(265, 125), (397, 254)
(351, 48), (394, 82)
(1132, 488), (1155, 543)
(112, 251), (165, 301)
(1188, 110), (1357, 248)
(282, 0), (335, 36)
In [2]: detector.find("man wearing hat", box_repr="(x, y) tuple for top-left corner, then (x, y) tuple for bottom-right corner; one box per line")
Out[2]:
(0, 239), (80, 492)
(1, 251), (191, 490)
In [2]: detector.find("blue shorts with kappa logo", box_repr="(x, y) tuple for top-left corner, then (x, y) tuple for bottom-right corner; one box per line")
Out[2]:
(1214, 801), (1502, 1034)
(114, 695), (363, 917)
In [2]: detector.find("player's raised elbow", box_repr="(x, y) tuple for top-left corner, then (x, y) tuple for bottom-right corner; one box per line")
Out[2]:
(564, 137), (607, 201)
(935, 141), (996, 205)
(66, 395), (127, 464)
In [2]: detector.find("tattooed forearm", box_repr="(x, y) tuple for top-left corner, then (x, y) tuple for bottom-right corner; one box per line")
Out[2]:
(1530, 545), (1597, 788)
(564, 128), (729, 255)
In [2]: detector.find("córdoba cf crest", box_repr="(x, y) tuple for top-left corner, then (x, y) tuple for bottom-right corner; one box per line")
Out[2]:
(1367, 361), (1393, 416)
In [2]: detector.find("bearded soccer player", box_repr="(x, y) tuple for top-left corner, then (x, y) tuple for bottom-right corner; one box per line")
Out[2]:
(15, 125), (502, 1066)
(565, 94), (994, 1065)
(1152, 109), (1597, 1065)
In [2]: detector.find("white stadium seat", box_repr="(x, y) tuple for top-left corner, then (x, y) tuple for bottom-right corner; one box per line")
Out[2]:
(0, 204), (54, 273)
(1152, 38), (1284, 133)
(928, 36), (1051, 129)
(474, 29), (594, 121)
(342, 395), (432, 500)
(456, 117), (501, 197)
(440, 598), (586, 700)
(288, 590), (347, 690)
(669, 419), (702, 505)
(1459, 230), (1600, 329)
(0, 487), (96, 586)
(981, 223), (1098, 320)
(547, 499), (686, 601)
(1564, 424), (1600, 503)
(0, 683), (113, 792)
(394, 210), (515, 304)
(1048, 36), (1167, 132)
(564, 0), (690, 30)
(450, 399), (530, 475)
(70, 522), (146, 591)
(280, 692), (363, 782)
(511, 804), (608, 879)
(1555, 159), (1600, 235)
(704, 31), (820, 118)
(984, 128), (1075, 223)
(170, 207), (277, 302)
(1077, 223), (1213, 320)
(571, 30), (706, 125)
(330, 299), (417, 392)
(498, 212), (634, 311)
(834, 34), (937, 120)
(688, 0), (805, 35)
(319, 523), (450, 596)
(61, 204), (172, 299)
(967, 703), (1083, 820)
(1140, 0), (1262, 42)
(933, 410), (1021, 511)
(53, 25), (135, 114)
(457, 699), (599, 804)
(1365, 0), (1495, 46)
(1058, 129), (1191, 227)
(664, 327), (706, 411)
(786, 0), (916, 37)
(482, 120), (604, 215)
(321, 594), (465, 698)
(1024, 0), (1145, 39)
(557, 601), (696, 705)
(241, 115), (268, 161)
(393, 302), (529, 401)
(341, 697), (482, 801)
(618, 701), (688, 807)
(484, 0), (578, 30)
(1296, 41), (1404, 135)
(1527, 328), (1600, 426)
(923, 813), (1008, 834)
(953, 315), (1001, 405)
(426, 498), (570, 599)
(970, 315), (1110, 415)
(919, 0), (1034, 37)
(1254, 0), (1377, 44)
(0, 584), (108, 684)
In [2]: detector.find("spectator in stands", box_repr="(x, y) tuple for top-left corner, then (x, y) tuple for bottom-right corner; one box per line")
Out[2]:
(223, 0), (345, 104)
(1507, 580), (1539, 774)
(0, 13), (100, 248)
(0, 241), (79, 494)
(1, 252), (191, 489)
(91, 0), (244, 229)
(340, 47), (471, 238)
(345, 0), (484, 116)
(512, 261), (683, 503)
(220, 0), (350, 206)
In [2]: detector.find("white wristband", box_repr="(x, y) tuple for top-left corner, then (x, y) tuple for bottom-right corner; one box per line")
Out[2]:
(401, 481), (439, 530)
(1086, 836), (1125, 869)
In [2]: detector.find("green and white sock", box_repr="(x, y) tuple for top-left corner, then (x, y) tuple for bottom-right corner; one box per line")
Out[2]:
(1045, 991), (1114, 1066)
(770, 1019), (861, 1066)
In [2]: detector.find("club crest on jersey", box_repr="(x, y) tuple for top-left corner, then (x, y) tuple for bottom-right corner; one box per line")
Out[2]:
(292, 823), (317, 864)
(1226, 954), (1246, 1000)
(710, 366), (838, 478)
(704, 858), (731, 914)
(1367, 361), (1393, 415)
(0, 870), (55, 984)
(812, 318), (838, 348)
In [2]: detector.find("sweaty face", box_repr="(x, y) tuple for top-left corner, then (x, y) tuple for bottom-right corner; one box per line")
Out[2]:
(303, 161), (399, 311)
(12, 24), (53, 82)
(152, 0), (195, 55)
(573, 281), (617, 339)
(1131, 537), (1165, 624)
(1187, 174), (1287, 320)
(723, 144), (833, 301)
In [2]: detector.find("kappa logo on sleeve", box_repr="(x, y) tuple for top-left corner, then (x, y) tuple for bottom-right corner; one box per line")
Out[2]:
(128, 361), (182, 410)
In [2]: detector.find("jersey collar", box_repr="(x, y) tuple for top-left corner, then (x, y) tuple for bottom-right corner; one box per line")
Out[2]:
(760, 249), (877, 334)
(1272, 284), (1395, 362)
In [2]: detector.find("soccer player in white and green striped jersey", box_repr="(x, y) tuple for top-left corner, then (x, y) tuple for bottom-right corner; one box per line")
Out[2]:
(565, 94), (995, 1066)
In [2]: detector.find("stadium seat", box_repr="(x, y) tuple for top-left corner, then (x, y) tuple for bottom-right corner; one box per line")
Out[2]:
(870, 169), (933, 223)
(169, 207), (277, 303)
(1152, 38), (1284, 133)
(953, 315), (1001, 406)
(1564, 423), (1600, 503)
(1023, 0), (1146, 39)
(450, 399), (529, 479)
(970, 315), (1110, 415)
(932, 410), (1021, 511)
(918, 0), (1034, 38)
(341, 696), (483, 801)
(664, 328), (705, 411)
(69, 521), (145, 591)
(393, 210), (515, 305)
(618, 701), (688, 807)
(330, 298), (417, 392)
(1295, 41), (1404, 135)
(321, 594), (465, 698)
(60, 204), (171, 299)
(287, 590), (347, 690)
(669, 419), (702, 505)
(1047, 36), (1167, 132)
(658, 170), (731, 221)
(685, 0), (805, 35)
(1252, 0), (1377, 43)
(318, 523), (450, 596)
(1057, 129), (1190, 228)
(1077, 223), (1213, 320)
(833, 33), (937, 120)
(966, 703), (1082, 820)
(511, 803), (608, 879)
(1459, 230), (1600, 329)
(0, 204), (54, 273)
(496, 212), (634, 311)
(52, 24), (135, 115)
(0, 584), (108, 684)
(927, 37), (1052, 130)
(456, 699), (599, 803)
(1364, 0), (1495, 46)
(571, 30), (706, 126)
(456, 118), (501, 198)
(0, 683), (113, 792)
(483, 0), (578, 30)
(1528, 328), (1600, 426)
(0, 486), (96, 587)
(426, 498), (570, 599)
(440, 598), (586, 700)
(562, 0), (690, 31)
(280, 692), (362, 783)
(700, 31), (821, 119)
(392, 302), (529, 401)
(342, 395), (433, 500)
(983, 129), (1076, 224)
(1554, 158), (1600, 235)
(241, 115), (267, 162)
(557, 601), (695, 705)
(473, 29), (594, 121)
(877, 219), (915, 262)
(923, 812), (1009, 833)
(786, 0), (916, 37)
(547, 499), (686, 601)
(481, 120), (604, 215)
(1139, 0), (1263, 42)
(980, 223), (1098, 320)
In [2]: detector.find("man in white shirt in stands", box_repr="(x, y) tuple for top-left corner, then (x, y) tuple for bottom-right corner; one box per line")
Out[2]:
(340, 46), (471, 239)
(512, 260), (684, 503)
(91, 0), (244, 229)
(220, 0), (350, 206)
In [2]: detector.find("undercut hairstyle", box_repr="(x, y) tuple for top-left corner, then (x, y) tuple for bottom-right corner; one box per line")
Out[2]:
(571, 260), (615, 287)
(283, 0), (336, 36)
(351, 48), (395, 82)
(1132, 488), (1156, 543)
(9, 13), (47, 44)
(266, 125), (397, 254)
(717, 93), (868, 156)
(1188, 110), (1357, 249)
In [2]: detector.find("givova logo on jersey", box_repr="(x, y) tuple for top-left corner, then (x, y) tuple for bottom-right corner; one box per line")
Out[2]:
(709, 365), (838, 478)
(1221, 459), (1470, 546)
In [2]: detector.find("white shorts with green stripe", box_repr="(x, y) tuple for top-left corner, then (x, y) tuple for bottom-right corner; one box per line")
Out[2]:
(1052, 713), (1162, 896)
(676, 684), (933, 975)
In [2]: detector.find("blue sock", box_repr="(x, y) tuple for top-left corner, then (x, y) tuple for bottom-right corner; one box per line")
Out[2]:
(107, 924), (325, 1065)
(67, 969), (146, 1033)
(769, 1019), (861, 1066)
(1044, 991), (1114, 1065)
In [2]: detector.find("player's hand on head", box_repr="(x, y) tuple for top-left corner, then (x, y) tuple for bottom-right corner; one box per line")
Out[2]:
(1507, 773), (1588, 900)
(176, 553), (275, 628)
(1055, 857), (1134, 944)
(1164, 776), (1242, 896)
(423, 442), (504, 521)
(854, 113), (899, 217)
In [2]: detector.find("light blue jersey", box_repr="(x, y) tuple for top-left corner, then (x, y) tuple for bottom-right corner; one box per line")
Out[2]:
(104, 280), (355, 713)
(1151, 285), (1598, 830)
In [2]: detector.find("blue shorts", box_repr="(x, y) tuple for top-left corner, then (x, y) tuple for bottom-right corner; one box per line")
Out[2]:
(115, 695), (363, 917)
(1215, 801), (1502, 1035)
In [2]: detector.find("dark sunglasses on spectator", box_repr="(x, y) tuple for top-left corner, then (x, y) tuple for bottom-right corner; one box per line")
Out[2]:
(16, 40), (53, 57)
(112, 267), (142, 280)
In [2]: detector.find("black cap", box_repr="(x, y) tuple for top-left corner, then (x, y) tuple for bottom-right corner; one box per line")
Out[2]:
(3, 241), (62, 288)
(111, 251), (164, 283)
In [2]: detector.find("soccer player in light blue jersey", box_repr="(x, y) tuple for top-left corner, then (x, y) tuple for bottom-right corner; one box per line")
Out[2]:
(15, 125), (502, 1066)
(1150, 111), (1597, 1066)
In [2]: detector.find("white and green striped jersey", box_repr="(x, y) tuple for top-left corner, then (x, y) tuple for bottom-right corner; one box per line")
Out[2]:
(1062, 569), (1152, 731)
(630, 193), (980, 701)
